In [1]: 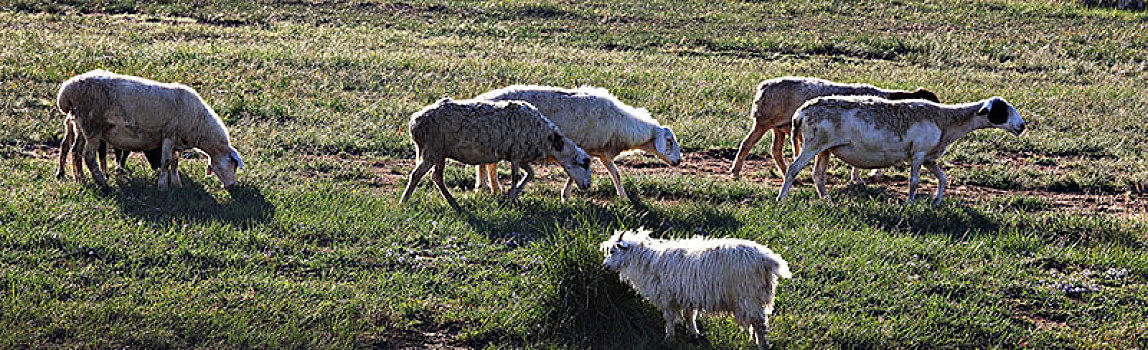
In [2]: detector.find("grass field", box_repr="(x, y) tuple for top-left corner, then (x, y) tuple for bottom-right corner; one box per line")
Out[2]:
(1, 0), (1147, 348)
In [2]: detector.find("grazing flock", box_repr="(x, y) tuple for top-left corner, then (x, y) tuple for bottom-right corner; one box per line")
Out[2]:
(53, 69), (1026, 347)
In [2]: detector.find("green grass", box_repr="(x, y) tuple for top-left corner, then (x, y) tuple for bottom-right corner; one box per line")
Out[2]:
(2, 0), (1147, 348)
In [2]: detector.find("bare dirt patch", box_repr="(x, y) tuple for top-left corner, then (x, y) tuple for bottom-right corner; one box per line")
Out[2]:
(357, 149), (1147, 218)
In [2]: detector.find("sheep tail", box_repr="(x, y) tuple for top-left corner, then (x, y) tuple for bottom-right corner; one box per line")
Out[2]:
(790, 115), (803, 156)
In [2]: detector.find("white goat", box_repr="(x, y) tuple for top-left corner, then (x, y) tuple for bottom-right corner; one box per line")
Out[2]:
(400, 98), (593, 211)
(730, 76), (939, 183)
(473, 85), (682, 200)
(600, 228), (792, 346)
(56, 70), (243, 190)
(777, 96), (1026, 203)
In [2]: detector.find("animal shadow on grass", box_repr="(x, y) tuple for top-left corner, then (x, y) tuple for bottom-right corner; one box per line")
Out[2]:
(834, 184), (1002, 239)
(461, 195), (744, 244)
(97, 172), (274, 230)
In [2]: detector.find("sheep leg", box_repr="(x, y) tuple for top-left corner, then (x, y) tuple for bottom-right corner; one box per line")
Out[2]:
(475, 164), (501, 193)
(115, 148), (130, 173)
(850, 167), (864, 185)
(926, 161), (947, 204)
(813, 151), (832, 200)
(431, 158), (461, 211)
(776, 146), (821, 200)
(97, 141), (108, 175)
(906, 152), (926, 203)
(662, 308), (680, 342)
(561, 177), (575, 200)
(513, 163), (534, 196)
(731, 122), (769, 180)
(400, 158), (435, 204)
(80, 135), (106, 186)
(750, 318), (770, 347)
(601, 156), (627, 199)
(769, 127), (789, 178)
(685, 309), (700, 336)
(474, 165), (487, 192)
(70, 130), (86, 181)
(158, 139), (177, 191)
(487, 163), (503, 194)
(508, 161), (522, 203)
(56, 118), (75, 180)
(168, 151), (182, 188)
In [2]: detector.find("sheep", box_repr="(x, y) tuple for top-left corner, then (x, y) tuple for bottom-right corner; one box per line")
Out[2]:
(56, 70), (244, 191)
(399, 97), (594, 211)
(777, 96), (1026, 204)
(600, 228), (792, 347)
(729, 76), (940, 184)
(472, 85), (682, 200)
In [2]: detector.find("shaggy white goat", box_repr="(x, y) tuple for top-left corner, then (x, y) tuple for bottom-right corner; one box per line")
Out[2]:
(400, 98), (593, 211)
(56, 70), (243, 190)
(730, 76), (939, 183)
(777, 96), (1026, 203)
(472, 85), (681, 200)
(600, 228), (791, 346)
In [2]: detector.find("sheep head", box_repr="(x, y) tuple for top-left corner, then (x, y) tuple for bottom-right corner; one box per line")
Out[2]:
(977, 97), (1026, 136)
(206, 147), (243, 189)
(651, 126), (682, 166)
(547, 131), (593, 190)
(600, 228), (652, 272)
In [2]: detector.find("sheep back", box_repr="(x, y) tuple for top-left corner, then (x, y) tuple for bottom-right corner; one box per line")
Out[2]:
(57, 70), (232, 152)
(408, 98), (560, 165)
(474, 85), (661, 154)
(617, 237), (790, 316)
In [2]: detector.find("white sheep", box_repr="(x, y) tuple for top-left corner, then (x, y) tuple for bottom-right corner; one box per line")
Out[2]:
(600, 228), (792, 346)
(777, 96), (1026, 203)
(472, 85), (682, 200)
(56, 70), (243, 190)
(730, 76), (940, 184)
(399, 97), (593, 211)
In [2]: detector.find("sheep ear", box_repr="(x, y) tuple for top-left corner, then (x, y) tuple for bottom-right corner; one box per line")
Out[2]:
(617, 241), (630, 250)
(550, 132), (564, 152)
(230, 149), (245, 170)
(987, 99), (1010, 124)
(654, 128), (668, 154)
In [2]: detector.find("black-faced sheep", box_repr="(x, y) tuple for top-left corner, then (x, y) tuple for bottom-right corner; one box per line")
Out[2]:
(472, 85), (682, 200)
(730, 76), (939, 183)
(400, 98), (593, 211)
(777, 96), (1026, 204)
(56, 70), (244, 190)
(600, 228), (791, 347)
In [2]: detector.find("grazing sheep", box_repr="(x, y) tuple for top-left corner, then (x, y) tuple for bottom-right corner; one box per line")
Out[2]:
(600, 228), (792, 347)
(777, 96), (1026, 203)
(473, 85), (682, 200)
(399, 97), (593, 211)
(56, 70), (244, 190)
(729, 76), (939, 183)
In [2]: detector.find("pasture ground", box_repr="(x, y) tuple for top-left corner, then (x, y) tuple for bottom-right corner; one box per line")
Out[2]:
(1, 0), (1147, 348)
